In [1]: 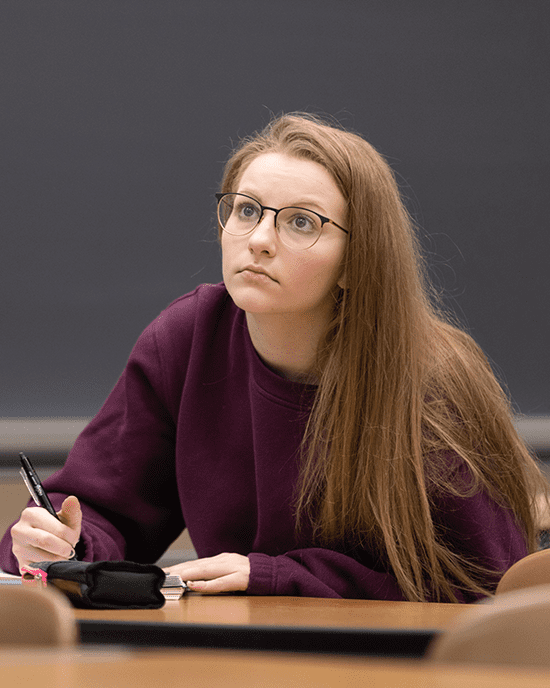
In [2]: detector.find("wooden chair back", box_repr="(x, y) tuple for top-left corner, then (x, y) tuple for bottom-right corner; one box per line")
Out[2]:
(496, 548), (550, 595)
(0, 584), (77, 647)
(427, 585), (550, 667)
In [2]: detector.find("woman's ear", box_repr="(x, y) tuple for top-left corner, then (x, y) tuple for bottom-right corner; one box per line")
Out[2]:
(337, 272), (346, 290)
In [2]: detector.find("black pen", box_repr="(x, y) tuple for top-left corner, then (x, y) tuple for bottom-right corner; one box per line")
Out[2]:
(19, 452), (78, 559)
(19, 452), (59, 519)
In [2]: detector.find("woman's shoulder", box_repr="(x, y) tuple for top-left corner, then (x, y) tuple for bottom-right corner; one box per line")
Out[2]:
(150, 282), (234, 334)
(128, 282), (238, 385)
(161, 281), (230, 313)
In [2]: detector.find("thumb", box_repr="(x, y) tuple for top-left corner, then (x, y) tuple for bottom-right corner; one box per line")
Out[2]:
(58, 495), (82, 534)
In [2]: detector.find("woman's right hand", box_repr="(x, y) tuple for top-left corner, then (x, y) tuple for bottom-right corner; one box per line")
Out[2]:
(11, 495), (82, 572)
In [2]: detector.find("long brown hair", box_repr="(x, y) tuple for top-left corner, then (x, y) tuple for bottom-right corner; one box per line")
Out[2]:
(219, 113), (548, 602)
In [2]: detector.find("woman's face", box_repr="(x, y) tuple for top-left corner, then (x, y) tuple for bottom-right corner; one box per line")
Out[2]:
(221, 152), (348, 326)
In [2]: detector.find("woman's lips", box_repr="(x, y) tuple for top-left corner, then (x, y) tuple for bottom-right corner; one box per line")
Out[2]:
(239, 266), (277, 283)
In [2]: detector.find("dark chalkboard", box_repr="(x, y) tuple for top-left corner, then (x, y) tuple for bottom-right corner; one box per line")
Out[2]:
(1, 1), (548, 418)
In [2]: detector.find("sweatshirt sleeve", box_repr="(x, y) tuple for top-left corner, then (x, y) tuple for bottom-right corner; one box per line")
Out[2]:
(248, 549), (406, 599)
(0, 317), (185, 574)
(247, 483), (529, 602)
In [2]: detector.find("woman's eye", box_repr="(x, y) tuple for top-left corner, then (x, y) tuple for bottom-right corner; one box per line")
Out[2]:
(287, 213), (316, 234)
(237, 203), (259, 222)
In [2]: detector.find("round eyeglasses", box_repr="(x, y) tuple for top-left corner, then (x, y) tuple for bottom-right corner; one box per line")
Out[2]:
(215, 192), (348, 251)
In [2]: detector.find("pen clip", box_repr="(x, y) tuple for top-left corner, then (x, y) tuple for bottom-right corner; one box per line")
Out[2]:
(19, 467), (41, 507)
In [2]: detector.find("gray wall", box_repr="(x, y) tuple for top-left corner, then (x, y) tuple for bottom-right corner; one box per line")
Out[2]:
(1, 0), (549, 420)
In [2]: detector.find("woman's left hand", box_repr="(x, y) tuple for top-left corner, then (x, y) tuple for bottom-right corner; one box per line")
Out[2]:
(163, 552), (250, 594)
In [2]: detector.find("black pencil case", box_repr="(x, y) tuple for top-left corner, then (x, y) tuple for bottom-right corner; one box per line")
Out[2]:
(28, 559), (166, 609)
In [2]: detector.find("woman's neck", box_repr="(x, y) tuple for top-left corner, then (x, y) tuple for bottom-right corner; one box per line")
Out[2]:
(245, 312), (327, 384)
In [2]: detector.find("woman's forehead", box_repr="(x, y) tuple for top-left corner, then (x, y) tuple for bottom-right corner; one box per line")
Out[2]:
(236, 152), (346, 215)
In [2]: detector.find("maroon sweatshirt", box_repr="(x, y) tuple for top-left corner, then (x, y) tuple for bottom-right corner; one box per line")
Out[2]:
(0, 283), (527, 600)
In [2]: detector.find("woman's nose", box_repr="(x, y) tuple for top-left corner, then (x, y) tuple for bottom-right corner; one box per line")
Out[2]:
(247, 211), (278, 253)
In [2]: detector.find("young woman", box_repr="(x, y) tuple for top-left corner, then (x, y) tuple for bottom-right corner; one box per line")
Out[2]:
(2, 113), (547, 602)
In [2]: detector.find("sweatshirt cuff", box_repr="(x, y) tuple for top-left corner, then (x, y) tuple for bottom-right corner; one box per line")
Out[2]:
(247, 552), (277, 595)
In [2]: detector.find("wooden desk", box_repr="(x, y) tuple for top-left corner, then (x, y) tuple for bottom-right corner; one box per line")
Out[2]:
(75, 594), (465, 629)
(74, 595), (468, 656)
(0, 648), (548, 688)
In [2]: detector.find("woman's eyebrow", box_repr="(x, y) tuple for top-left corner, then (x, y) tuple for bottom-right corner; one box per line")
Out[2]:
(236, 188), (328, 214)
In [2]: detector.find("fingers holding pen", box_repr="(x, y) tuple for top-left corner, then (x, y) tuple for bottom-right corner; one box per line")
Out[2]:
(11, 502), (81, 571)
